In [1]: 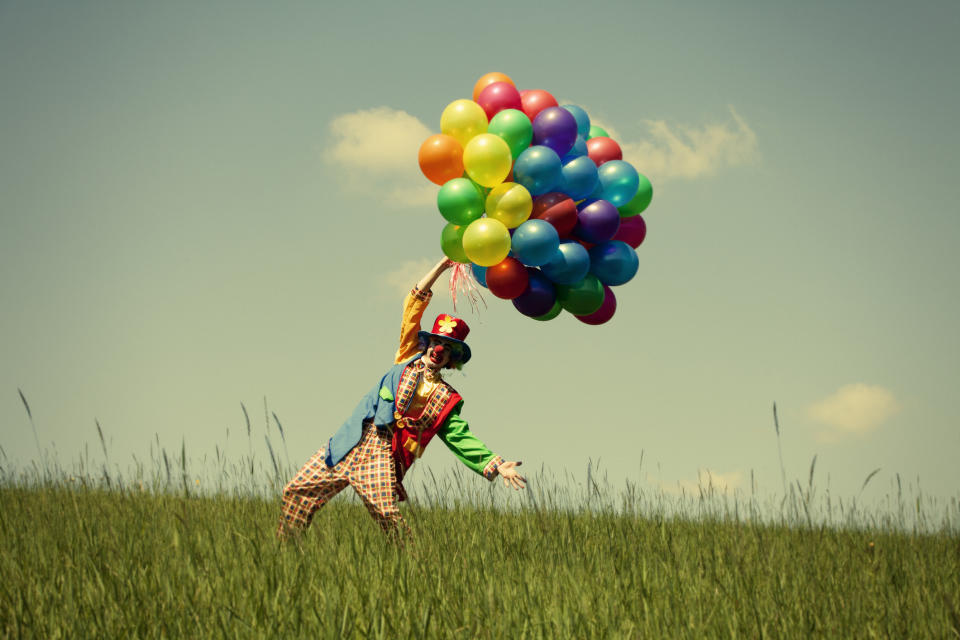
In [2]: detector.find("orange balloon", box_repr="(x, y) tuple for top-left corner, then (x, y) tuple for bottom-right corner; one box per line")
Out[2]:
(418, 134), (464, 186)
(472, 72), (515, 101)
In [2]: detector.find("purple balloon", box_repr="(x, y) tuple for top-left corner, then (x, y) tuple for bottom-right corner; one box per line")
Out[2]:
(574, 199), (620, 244)
(512, 268), (557, 317)
(532, 107), (578, 158)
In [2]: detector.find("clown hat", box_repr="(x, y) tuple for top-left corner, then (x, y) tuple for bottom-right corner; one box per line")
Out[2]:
(418, 314), (472, 364)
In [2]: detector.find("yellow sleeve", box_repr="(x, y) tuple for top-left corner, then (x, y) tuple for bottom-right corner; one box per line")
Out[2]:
(395, 287), (433, 364)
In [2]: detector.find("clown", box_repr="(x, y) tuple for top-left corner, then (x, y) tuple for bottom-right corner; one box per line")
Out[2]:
(277, 257), (526, 540)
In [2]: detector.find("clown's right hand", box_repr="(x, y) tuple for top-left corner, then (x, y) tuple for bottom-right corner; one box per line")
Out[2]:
(498, 461), (526, 490)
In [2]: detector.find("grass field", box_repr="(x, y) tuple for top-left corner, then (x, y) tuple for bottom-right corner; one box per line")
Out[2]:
(3, 394), (958, 638)
(2, 473), (959, 639)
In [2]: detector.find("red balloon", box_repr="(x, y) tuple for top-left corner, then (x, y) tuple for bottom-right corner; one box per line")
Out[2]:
(530, 192), (577, 237)
(485, 257), (529, 299)
(519, 89), (558, 123)
(477, 82), (523, 121)
(586, 136), (623, 166)
(575, 286), (617, 325)
(613, 215), (646, 248)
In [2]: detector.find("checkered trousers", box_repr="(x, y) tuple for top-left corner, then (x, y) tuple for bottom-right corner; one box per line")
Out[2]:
(276, 423), (409, 540)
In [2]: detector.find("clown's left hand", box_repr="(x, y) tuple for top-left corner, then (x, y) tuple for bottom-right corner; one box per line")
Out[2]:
(498, 461), (526, 490)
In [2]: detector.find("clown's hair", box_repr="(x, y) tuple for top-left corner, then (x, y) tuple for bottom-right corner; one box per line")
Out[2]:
(418, 335), (465, 370)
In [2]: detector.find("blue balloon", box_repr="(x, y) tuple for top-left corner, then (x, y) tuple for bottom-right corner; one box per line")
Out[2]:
(585, 176), (604, 201)
(560, 155), (599, 201)
(589, 240), (639, 286)
(512, 268), (557, 317)
(561, 105), (591, 137)
(471, 263), (488, 288)
(511, 219), (560, 266)
(561, 135), (588, 163)
(541, 240), (590, 285)
(597, 160), (640, 207)
(513, 145), (563, 197)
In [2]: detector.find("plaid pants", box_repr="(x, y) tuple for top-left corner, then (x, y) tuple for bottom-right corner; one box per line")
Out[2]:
(276, 423), (409, 540)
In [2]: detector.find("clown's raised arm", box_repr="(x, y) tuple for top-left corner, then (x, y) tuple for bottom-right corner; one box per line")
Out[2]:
(395, 258), (453, 364)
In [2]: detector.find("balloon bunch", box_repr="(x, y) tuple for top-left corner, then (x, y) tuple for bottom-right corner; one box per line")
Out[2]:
(418, 72), (652, 325)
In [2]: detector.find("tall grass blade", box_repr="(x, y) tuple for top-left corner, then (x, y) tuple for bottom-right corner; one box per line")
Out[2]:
(18, 388), (33, 422)
(18, 388), (46, 476)
(95, 419), (109, 463)
(241, 403), (251, 438)
(181, 438), (189, 494)
(808, 454), (817, 492)
(264, 435), (280, 483)
(773, 402), (788, 500)
(272, 411), (291, 474)
(241, 402), (254, 482)
(860, 468), (882, 495)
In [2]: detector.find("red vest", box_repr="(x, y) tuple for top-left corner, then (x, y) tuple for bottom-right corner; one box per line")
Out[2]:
(390, 360), (462, 499)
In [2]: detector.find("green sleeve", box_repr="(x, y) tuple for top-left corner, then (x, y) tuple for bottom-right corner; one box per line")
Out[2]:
(437, 401), (503, 479)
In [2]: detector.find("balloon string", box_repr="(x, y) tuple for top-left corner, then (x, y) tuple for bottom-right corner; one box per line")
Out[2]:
(449, 263), (486, 316)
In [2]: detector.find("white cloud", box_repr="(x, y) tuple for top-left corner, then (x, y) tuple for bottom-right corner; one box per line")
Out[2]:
(325, 107), (436, 207)
(808, 383), (900, 440)
(327, 106), (431, 171)
(621, 108), (759, 183)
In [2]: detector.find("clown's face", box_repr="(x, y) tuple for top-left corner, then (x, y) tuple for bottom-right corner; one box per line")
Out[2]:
(423, 337), (454, 370)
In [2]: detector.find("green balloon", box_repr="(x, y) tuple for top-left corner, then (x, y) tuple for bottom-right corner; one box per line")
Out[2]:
(437, 178), (484, 225)
(618, 173), (653, 217)
(556, 274), (604, 315)
(487, 109), (533, 160)
(587, 125), (609, 140)
(440, 222), (470, 263)
(533, 300), (562, 321)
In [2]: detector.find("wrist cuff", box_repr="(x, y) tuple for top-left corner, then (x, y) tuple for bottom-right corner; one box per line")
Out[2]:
(411, 287), (433, 302)
(483, 455), (505, 481)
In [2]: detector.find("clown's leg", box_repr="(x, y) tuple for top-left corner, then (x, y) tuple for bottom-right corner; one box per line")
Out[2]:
(277, 448), (348, 541)
(349, 427), (412, 542)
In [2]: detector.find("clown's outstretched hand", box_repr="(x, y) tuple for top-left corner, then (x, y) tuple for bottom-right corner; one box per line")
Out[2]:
(498, 461), (526, 490)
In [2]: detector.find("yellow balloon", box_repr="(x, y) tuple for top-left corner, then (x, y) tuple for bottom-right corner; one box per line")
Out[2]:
(462, 218), (511, 267)
(485, 182), (532, 229)
(440, 99), (488, 147)
(462, 134), (512, 188)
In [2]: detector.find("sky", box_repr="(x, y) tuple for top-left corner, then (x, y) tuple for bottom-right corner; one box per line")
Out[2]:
(1, 0), (958, 517)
